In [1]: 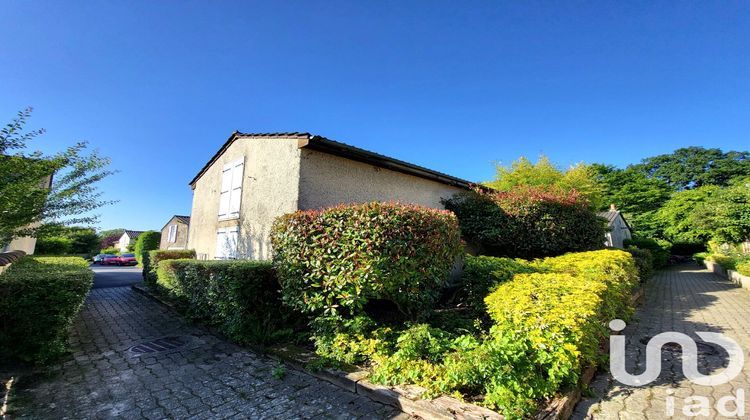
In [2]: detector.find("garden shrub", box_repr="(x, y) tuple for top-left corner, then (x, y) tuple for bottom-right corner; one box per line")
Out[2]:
(366, 249), (639, 418)
(144, 249), (196, 285)
(624, 237), (671, 268)
(458, 255), (537, 313)
(271, 202), (462, 319)
(157, 259), (294, 345)
(693, 251), (709, 266)
(133, 230), (160, 265)
(626, 247), (654, 282)
(443, 187), (605, 259)
(737, 260), (750, 277)
(0, 256), (93, 363)
(34, 236), (72, 255)
(708, 254), (742, 270)
(670, 241), (706, 256)
(100, 246), (118, 254)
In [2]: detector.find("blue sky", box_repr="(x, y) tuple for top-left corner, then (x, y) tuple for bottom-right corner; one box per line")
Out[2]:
(2, 1), (749, 231)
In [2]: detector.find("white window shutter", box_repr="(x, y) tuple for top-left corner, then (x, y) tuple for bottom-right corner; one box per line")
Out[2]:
(229, 161), (244, 217)
(227, 226), (239, 259)
(218, 166), (233, 217)
(215, 228), (227, 259)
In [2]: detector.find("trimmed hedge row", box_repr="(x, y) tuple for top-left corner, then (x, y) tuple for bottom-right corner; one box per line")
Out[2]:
(624, 237), (671, 268)
(0, 256), (93, 363)
(271, 202), (462, 318)
(442, 188), (605, 259)
(156, 259), (293, 345)
(458, 255), (537, 313)
(143, 249), (196, 285)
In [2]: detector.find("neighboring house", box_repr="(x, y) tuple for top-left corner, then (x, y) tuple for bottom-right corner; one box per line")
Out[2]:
(159, 215), (190, 250)
(187, 132), (473, 260)
(598, 205), (632, 249)
(117, 230), (144, 253)
(1, 174), (54, 255)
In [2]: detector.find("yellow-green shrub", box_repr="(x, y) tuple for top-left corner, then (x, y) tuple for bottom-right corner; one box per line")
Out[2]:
(737, 260), (750, 277)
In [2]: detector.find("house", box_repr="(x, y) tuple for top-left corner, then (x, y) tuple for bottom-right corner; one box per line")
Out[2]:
(598, 205), (632, 249)
(159, 215), (190, 250)
(1, 174), (54, 255)
(187, 132), (473, 260)
(117, 230), (144, 253)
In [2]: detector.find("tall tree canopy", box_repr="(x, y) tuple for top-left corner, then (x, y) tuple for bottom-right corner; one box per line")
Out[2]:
(634, 147), (750, 190)
(487, 156), (605, 209)
(0, 108), (115, 246)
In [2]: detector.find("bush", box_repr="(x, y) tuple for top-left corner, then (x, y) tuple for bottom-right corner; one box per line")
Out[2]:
(708, 254), (741, 270)
(367, 250), (638, 418)
(35, 236), (72, 255)
(157, 259), (294, 345)
(271, 202), (462, 319)
(143, 249), (196, 285)
(625, 247), (654, 282)
(737, 260), (750, 277)
(693, 252), (709, 266)
(100, 246), (119, 254)
(133, 231), (160, 265)
(458, 255), (537, 313)
(443, 188), (605, 259)
(624, 237), (671, 268)
(0, 256), (93, 363)
(671, 242), (706, 256)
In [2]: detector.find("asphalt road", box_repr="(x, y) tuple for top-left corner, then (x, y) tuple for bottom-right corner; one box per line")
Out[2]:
(90, 264), (143, 288)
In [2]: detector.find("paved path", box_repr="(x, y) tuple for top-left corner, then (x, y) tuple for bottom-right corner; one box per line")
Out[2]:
(13, 284), (403, 418)
(90, 264), (144, 288)
(574, 265), (750, 419)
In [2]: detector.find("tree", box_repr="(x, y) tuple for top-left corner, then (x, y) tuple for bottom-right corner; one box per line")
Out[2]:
(36, 223), (100, 254)
(487, 156), (605, 209)
(707, 178), (750, 244)
(592, 164), (673, 237)
(0, 108), (115, 246)
(635, 147), (750, 190)
(655, 186), (720, 243)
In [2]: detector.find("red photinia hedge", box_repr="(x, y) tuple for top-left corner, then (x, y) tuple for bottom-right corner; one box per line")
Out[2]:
(443, 186), (605, 259)
(270, 202), (462, 318)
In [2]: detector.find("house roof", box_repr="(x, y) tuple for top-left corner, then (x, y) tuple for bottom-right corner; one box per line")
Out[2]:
(597, 210), (631, 230)
(123, 230), (145, 240)
(161, 215), (190, 232)
(188, 132), (474, 190)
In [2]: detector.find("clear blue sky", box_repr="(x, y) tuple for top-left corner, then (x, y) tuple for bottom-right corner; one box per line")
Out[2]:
(2, 1), (749, 231)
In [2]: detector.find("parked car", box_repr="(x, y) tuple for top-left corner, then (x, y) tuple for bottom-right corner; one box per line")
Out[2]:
(117, 253), (137, 266)
(92, 254), (107, 264)
(102, 254), (120, 265)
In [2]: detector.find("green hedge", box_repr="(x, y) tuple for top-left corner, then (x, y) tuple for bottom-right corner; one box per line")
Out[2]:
(624, 237), (671, 268)
(271, 202), (462, 318)
(738, 260), (750, 277)
(367, 250), (639, 418)
(443, 188), (605, 259)
(625, 247), (654, 282)
(458, 255), (537, 313)
(143, 249), (196, 285)
(693, 251), (710, 266)
(0, 256), (93, 363)
(156, 259), (293, 345)
(133, 231), (160, 265)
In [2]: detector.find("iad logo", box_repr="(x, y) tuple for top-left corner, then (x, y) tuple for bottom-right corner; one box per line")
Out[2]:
(609, 319), (744, 386)
(609, 319), (747, 417)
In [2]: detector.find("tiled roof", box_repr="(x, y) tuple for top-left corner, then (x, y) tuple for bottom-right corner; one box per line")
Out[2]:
(597, 210), (631, 230)
(173, 215), (191, 224)
(124, 230), (145, 239)
(188, 132), (474, 190)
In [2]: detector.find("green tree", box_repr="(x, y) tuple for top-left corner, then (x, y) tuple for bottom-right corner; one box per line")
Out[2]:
(487, 156), (604, 209)
(0, 108), (115, 246)
(635, 147), (750, 190)
(708, 178), (750, 244)
(655, 185), (720, 243)
(592, 164), (672, 237)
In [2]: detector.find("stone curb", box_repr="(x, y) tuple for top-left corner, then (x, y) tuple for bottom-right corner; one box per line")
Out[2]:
(704, 261), (750, 290)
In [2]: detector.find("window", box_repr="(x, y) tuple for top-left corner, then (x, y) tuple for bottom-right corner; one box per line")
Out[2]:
(168, 225), (178, 243)
(215, 227), (239, 259)
(219, 158), (244, 219)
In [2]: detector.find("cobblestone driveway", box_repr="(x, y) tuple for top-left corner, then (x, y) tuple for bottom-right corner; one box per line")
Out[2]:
(13, 287), (403, 419)
(574, 265), (750, 419)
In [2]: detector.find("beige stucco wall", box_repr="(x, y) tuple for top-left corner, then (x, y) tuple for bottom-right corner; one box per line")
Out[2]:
(159, 219), (190, 250)
(2, 236), (37, 254)
(117, 233), (131, 253)
(187, 137), (302, 260)
(297, 149), (466, 210)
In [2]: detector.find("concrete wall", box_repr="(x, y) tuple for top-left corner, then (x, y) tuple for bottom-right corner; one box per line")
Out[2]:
(187, 137), (301, 260)
(159, 218), (190, 250)
(2, 236), (37, 254)
(297, 149), (466, 210)
(117, 233), (131, 253)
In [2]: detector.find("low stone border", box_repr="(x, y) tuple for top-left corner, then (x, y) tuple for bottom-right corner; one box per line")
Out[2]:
(704, 261), (750, 290)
